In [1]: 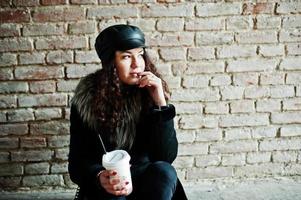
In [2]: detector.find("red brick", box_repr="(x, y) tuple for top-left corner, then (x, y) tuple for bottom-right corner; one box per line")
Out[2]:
(0, 9), (30, 23)
(70, 0), (97, 4)
(243, 3), (274, 15)
(15, 66), (64, 80)
(41, 0), (67, 5)
(33, 7), (85, 22)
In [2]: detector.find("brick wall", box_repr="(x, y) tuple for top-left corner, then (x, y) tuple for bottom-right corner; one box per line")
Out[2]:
(0, 0), (300, 191)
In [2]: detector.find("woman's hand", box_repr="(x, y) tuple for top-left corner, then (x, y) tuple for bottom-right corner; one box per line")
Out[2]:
(98, 170), (130, 196)
(137, 71), (167, 106)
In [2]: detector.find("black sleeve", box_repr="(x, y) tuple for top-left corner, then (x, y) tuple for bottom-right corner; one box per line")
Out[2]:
(68, 105), (104, 187)
(146, 104), (178, 163)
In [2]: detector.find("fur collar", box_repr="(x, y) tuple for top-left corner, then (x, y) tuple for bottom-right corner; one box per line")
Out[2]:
(71, 70), (100, 131)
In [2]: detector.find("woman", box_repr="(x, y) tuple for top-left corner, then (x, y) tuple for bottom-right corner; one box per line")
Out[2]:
(68, 24), (187, 200)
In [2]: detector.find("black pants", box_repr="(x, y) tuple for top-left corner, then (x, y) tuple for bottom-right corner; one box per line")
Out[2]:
(87, 161), (177, 200)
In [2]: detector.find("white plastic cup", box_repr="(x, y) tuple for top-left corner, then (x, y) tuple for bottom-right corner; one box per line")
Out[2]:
(102, 150), (132, 193)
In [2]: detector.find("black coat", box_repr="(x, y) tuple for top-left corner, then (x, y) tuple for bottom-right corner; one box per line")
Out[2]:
(68, 71), (187, 200)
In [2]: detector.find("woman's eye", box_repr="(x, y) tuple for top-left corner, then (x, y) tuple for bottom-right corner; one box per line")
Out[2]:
(122, 55), (131, 59)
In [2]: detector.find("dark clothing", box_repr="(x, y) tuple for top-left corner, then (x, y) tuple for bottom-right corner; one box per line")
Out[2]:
(68, 71), (187, 200)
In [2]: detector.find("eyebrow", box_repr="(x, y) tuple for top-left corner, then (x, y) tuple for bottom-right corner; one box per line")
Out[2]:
(122, 49), (144, 54)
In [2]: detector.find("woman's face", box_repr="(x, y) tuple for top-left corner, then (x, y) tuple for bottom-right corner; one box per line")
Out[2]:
(115, 47), (146, 85)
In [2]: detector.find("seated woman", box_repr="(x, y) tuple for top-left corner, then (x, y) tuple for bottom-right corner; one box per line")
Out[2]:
(68, 24), (187, 200)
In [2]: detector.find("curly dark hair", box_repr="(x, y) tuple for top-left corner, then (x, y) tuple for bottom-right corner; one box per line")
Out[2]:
(93, 50), (170, 150)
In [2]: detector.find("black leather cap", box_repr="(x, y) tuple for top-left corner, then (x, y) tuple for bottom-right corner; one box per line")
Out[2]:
(95, 24), (146, 62)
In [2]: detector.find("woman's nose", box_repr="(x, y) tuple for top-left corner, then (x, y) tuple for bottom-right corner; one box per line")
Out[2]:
(131, 57), (138, 68)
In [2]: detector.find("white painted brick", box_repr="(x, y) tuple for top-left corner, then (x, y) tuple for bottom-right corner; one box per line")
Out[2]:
(247, 152), (271, 164)
(127, 19), (156, 32)
(259, 45), (285, 57)
(283, 98), (301, 111)
(157, 18), (184, 31)
(141, 4), (194, 18)
(220, 113), (269, 127)
(75, 50), (100, 63)
(164, 76), (181, 89)
(195, 154), (221, 167)
(0, 38), (33, 52)
(186, 61), (225, 74)
(282, 163), (301, 175)
(57, 80), (79, 92)
(0, 53), (17, 66)
(0, 95), (17, 108)
(298, 86), (301, 97)
(276, 2), (301, 14)
(179, 115), (218, 129)
(272, 112), (301, 124)
(210, 140), (258, 154)
(256, 15), (281, 29)
(256, 99), (281, 112)
(260, 138), (301, 151)
(217, 45), (256, 58)
(280, 57), (301, 70)
(204, 102), (229, 114)
(244, 86), (270, 99)
(196, 32), (234, 45)
(222, 153), (246, 166)
(35, 36), (87, 50)
(66, 64), (99, 78)
(226, 16), (251, 30)
(185, 17), (224, 31)
(18, 94), (67, 107)
(187, 167), (233, 179)
(0, 111), (6, 122)
(287, 44), (301, 55)
(156, 63), (171, 76)
(280, 29), (301, 43)
(282, 16), (301, 29)
(251, 127), (277, 139)
(220, 86), (244, 100)
(270, 85), (295, 98)
(234, 163), (283, 177)
(182, 75), (209, 88)
(196, 3), (241, 17)
(172, 62), (187, 76)
(7, 109), (34, 122)
(224, 128), (252, 141)
(227, 58), (277, 72)
(236, 31), (277, 44)
(68, 21), (95, 34)
(273, 151), (298, 163)
(173, 156), (194, 168)
(230, 100), (255, 113)
(260, 72), (285, 85)
(210, 74), (232, 86)
(34, 108), (62, 120)
(29, 81), (56, 93)
(171, 88), (220, 102)
(19, 52), (45, 65)
(88, 6), (138, 19)
(281, 125), (301, 137)
(178, 143), (208, 156)
(286, 72), (301, 85)
(0, 82), (28, 93)
(147, 32), (194, 47)
(187, 47), (215, 60)
(23, 23), (64, 36)
(172, 100), (203, 113)
(0, 23), (20, 37)
(159, 48), (186, 61)
(176, 130), (195, 143)
(195, 129), (223, 142)
(233, 73), (258, 86)
(46, 50), (73, 64)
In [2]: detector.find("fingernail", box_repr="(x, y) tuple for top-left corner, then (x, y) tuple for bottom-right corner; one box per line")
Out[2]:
(125, 181), (129, 185)
(112, 172), (117, 175)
